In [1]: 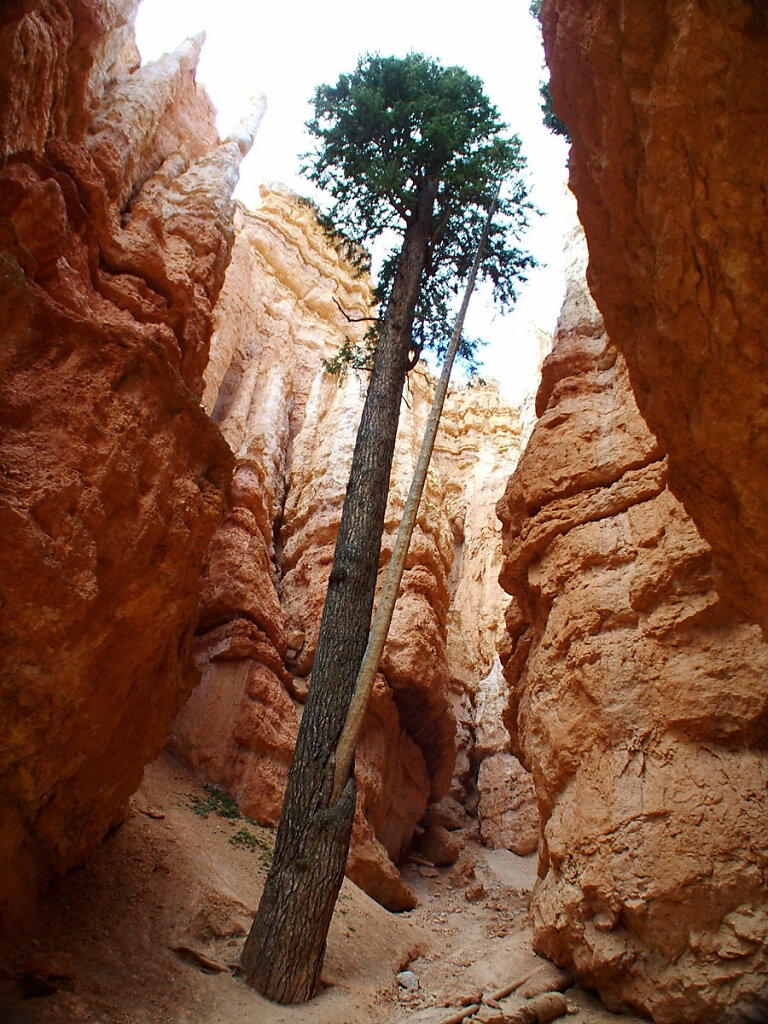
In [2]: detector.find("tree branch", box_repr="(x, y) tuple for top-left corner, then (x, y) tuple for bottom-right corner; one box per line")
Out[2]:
(333, 297), (379, 323)
(385, 189), (408, 217)
(430, 205), (452, 246)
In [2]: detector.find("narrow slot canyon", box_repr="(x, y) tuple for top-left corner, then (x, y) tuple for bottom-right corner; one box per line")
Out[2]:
(0, 3), (766, 1024)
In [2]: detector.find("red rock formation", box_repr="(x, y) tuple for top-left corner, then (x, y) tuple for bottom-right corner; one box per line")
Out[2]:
(497, 225), (768, 1022)
(173, 190), (530, 908)
(170, 191), (375, 828)
(0, 1), (256, 927)
(540, 0), (768, 636)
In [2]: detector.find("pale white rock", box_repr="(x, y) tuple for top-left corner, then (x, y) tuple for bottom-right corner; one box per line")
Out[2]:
(477, 752), (539, 856)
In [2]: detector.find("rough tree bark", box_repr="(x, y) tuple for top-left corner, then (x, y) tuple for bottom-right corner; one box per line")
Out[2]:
(239, 177), (439, 1003)
(331, 183), (501, 803)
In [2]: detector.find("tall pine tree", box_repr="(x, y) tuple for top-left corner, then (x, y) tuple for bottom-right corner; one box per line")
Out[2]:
(241, 52), (536, 1003)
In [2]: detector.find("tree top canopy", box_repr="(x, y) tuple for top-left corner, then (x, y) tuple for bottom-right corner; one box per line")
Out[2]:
(303, 52), (537, 368)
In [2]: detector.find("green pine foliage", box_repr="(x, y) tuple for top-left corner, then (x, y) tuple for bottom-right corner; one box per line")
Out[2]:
(539, 80), (571, 141)
(528, 3), (572, 142)
(322, 334), (376, 380)
(303, 53), (537, 374)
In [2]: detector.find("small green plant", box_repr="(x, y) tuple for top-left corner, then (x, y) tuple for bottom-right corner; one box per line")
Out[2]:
(186, 785), (274, 868)
(230, 827), (259, 849)
(230, 826), (275, 869)
(188, 784), (241, 820)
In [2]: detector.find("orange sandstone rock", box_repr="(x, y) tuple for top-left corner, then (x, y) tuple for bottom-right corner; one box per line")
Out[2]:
(475, 657), (539, 856)
(541, 0), (768, 637)
(0, 1), (255, 926)
(497, 225), (768, 1023)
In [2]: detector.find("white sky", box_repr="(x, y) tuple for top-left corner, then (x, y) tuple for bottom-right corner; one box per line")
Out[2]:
(135, 0), (571, 405)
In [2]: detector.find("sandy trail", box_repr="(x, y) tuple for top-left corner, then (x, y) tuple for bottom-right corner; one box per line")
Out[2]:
(0, 754), (642, 1024)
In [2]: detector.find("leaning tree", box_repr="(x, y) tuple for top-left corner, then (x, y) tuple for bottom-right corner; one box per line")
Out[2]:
(240, 52), (536, 1003)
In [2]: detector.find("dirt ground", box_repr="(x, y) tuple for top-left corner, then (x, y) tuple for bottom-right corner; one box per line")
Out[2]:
(0, 754), (645, 1024)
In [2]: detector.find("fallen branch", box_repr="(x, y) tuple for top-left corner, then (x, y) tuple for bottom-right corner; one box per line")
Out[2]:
(429, 963), (574, 1024)
(492, 964), (549, 1001)
(431, 965), (540, 1024)
(432, 1003), (483, 1024)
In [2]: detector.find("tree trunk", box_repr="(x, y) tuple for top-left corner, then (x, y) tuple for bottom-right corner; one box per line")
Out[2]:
(240, 178), (439, 1004)
(331, 183), (501, 803)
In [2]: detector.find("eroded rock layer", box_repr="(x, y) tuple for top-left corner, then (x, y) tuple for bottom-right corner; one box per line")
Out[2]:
(497, 226), (768, 1023)
(172, 190), (531, 908)
(474, 657), (538, 856)
(0, 2), (255, 925)
(540, 0), (768, 636)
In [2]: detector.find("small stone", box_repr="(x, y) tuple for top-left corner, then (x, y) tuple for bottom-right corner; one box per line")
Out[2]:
(422, 797), (465, 830)
(397, 970), (420, 991)
(465, 881), (486, 902)
(417, 824), (461, 866)
(474, 1007), (507, 1024)
(456, 986), (483, 1006)
(448, 848), (476, 888)
(285, 628), (305, 651)
(287, 676), (309, 701)
(141, 807), (166, 819)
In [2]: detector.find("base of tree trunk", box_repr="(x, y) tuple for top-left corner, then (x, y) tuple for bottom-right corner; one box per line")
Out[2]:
(240, 779), (356, 1004)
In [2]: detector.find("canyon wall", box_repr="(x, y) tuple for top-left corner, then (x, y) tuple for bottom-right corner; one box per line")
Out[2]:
(498, 225), (768, 1023)
(540, 0), (768, 636)
(171, 189), (534, 908)
(0, 2), (256, 926)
